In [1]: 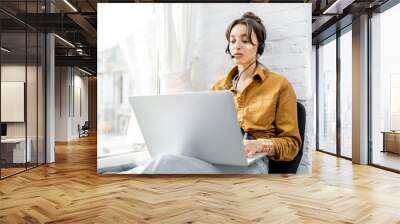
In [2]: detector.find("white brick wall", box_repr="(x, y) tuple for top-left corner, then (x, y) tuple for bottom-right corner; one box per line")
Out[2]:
(190, 3), (314, 173)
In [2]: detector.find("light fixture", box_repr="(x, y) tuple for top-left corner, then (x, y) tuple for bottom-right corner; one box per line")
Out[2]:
(76, 48), (86, 56)
(322, 0), (354, 15)
(54, 34), (75, 48)
(78, 67), (93, 76)
(1, 47), (11, 53)
(63, 0), (78, 12)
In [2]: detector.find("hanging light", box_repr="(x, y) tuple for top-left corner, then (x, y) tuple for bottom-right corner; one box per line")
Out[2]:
(1, 47), (11, 53)
(54, 34), (75, 48)
(78, 67), (93, 76)
(63, 0), (78, 12)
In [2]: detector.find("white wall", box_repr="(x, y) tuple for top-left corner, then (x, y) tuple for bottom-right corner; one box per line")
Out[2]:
(55, 67), (89, 141)
(55, 66), (68, 141)
(1, 65), (37, 138)
(1, 66), (26, 130)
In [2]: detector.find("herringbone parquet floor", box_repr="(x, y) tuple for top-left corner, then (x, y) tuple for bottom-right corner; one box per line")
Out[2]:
(1, 135), (400, 223)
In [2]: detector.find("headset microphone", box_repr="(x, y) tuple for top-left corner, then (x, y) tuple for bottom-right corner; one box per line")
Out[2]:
(225, 44), (234, 58)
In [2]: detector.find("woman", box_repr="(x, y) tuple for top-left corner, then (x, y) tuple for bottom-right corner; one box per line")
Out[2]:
(212, 12), (301, 163)
(129, 12), (301, 174)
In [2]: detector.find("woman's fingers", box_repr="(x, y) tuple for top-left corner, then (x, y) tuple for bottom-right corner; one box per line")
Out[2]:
(245, 147), (256, 158)
(243, 140), (259, 158)
(247, 151), (256, 158)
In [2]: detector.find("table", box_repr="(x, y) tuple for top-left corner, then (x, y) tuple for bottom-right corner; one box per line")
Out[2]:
(381, 131), (400, 154)
(1, 138), (31, 164)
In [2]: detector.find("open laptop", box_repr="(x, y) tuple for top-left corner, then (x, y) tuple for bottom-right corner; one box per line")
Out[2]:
(1, 123), (7, 140)
(128, 91), (267, 167)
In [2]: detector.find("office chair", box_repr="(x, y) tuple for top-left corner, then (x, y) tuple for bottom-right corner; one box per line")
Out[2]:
(79, 121), (90, 138)
(268, 101), (306, 174)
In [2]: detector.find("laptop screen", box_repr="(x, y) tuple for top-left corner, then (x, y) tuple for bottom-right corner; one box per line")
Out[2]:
(1, 123), (7, 137)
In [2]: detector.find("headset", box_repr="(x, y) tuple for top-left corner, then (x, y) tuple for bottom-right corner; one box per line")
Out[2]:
(225, 42), (265, 58)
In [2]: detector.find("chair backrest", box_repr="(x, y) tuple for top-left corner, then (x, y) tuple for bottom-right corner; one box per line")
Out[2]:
(82, 121), (90, 129)
(268, 102), (306, 174)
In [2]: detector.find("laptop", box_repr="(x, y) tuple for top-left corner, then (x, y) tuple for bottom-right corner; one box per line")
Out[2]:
(129, 91), (267, 166)
(1, 123), (7, 140)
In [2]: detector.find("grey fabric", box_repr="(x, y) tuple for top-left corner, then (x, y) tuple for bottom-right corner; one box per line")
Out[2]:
(98, 163), (137, 174)
(124, 154), (269, 174)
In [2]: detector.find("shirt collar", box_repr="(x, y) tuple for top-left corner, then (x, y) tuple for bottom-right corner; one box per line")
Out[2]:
(223, 64), (268, 89)
(254, 64), (268, 81)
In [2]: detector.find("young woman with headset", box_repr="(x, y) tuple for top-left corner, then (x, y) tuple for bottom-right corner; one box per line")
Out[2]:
(212, 12), (301, 164)
(130, 12), (301, 174)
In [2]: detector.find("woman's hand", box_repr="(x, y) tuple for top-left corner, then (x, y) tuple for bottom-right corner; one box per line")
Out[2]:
(244, 139), (274, 158)
(244, 140), (263, 158)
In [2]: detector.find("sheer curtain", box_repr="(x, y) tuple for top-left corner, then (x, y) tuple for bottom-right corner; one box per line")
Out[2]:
(123, 4), (198, 144)
(157, 4), (197, 94)
(97, 4), (199, 167)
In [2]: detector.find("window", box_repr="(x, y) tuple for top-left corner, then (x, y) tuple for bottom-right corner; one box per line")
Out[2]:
(339, 28), (352, 158)
(371, 2), (400, 171)
(97, 5), (158, 159)
(0, 1), (46, 179)
(317, 36), (337, 155)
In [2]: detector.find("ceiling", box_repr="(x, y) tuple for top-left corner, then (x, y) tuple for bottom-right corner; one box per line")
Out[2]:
(1, 0), (98, 74)
(0, 0), (393, 75)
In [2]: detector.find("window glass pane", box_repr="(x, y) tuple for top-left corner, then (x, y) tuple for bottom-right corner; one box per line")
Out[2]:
(97, 5), (158, 162)
(26, 0), (41, 169)
(1, 31), (27, 177)
(318, 37), (337, 154)
(27, 31), (38, 169)
(371, 3), (400, 171)
(340, 29), (352, 158)
(38, 32), (45, 165)
(0, 1), (46, 179)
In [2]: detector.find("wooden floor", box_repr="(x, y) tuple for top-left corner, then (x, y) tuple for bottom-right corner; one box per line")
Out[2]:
(373, 150), (400, 171)
(1, 135), (400, 223)
(0, 167), (26, 178)
(1, 163), (44, 178)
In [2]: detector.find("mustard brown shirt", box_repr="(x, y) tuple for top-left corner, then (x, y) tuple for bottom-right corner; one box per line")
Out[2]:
(212, 65), (301, 161)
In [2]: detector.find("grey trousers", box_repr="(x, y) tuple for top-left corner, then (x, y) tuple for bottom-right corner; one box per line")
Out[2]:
(125, 154), (269, 174)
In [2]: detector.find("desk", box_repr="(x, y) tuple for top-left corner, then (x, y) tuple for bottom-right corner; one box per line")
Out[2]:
(381, 131), (400, 154)
(1, 138), (31, 163)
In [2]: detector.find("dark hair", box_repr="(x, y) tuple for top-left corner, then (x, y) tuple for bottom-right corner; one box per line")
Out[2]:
(225, 12), (267, 55)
